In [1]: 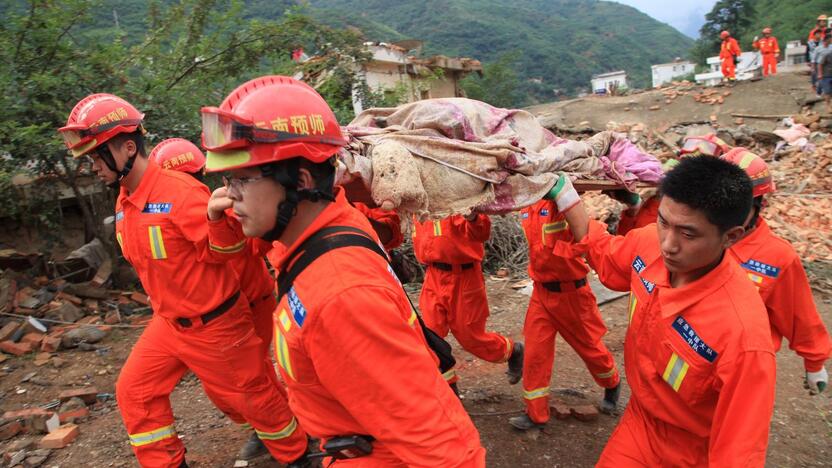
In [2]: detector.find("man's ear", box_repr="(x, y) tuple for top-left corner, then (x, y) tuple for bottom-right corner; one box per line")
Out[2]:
(296, 167), (315, 191)
(722, 225), (745, 249)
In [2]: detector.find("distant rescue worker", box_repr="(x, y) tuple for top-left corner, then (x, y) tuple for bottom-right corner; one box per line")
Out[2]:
(551, 157), (776, 466)
(721, 148), (831, 394)
(753, 27), (780, 76)
(809, 14), (828, 43)
(202, 75), (486, 466)
(508, 198), (621, 431)
(59, 96), (310, 467)
(720, 30), (742, 81)
(413, 214), (524, 384)
(148, 138), (280, 462)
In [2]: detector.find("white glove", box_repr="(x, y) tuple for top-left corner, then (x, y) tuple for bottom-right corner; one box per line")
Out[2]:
(545, 172), (580, 213)
(806, 367), (828, 394)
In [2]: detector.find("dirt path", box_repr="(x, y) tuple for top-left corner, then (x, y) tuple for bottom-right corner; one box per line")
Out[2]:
(1, 276), (830, 467)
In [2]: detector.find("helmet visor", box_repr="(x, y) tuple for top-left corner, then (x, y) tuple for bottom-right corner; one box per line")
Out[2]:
(680, 137), (720, 157)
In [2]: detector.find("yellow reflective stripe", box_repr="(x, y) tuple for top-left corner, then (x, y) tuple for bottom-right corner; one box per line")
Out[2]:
(240, 423), (252, 430)
(209, 239), (246, 254)
(408, 309), (417, 326)
(442, 368), (456, 381)
(148, 226), (167, 259)
(541, 221), (567, 243)
(255, 417), (298, 440)
(432, 220), (442, 236)
(747, 273), (763, 284)
(278, 309), (292, 332)
(116, 232), (123, 249)
(275, 328), (295, 381)
(523, 387), (550, 400)
(738, 152), (756, 169)
(504, 337), (513, 361)
(628, 293), (638, 323)
(129, 424), (176, 447)
(596, 368), (617, 379)
(662, 352), (690, 392)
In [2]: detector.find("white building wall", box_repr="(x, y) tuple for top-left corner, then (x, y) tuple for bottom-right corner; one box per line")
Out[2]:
(591, 73), (627, 93)
(651, 62), (695, 87)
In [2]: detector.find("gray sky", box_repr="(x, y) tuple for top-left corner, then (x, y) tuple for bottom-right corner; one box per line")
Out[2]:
(614, 0), (718, 38)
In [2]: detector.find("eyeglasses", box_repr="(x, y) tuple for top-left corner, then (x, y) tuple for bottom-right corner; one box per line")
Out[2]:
(222, 174), (265, 195)
(200, 107), (347, 151)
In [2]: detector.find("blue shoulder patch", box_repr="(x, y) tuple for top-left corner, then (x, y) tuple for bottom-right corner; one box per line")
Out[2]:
(287, 287), (307, 327)
(672, 316), (718, 363)
(115, 211), (124, 222)
(631, 256), (655, 293)
(540, 208), (549, 216)
(740, 259), (780, 278)
(142, 202), (172, 214)
(521, 212), (529, 219)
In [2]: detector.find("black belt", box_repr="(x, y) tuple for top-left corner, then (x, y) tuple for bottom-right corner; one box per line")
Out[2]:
(541, 278), (588, 293)
(176, 291), (240, 328)
(430, 262), (475, 271)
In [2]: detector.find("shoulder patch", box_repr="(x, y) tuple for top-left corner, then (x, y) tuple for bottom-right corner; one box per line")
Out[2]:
(540, 208), (549, 216)
(287, 287), (307, 327)
(142, 202), (173, 214)
(632, 256), (655, 293)
(521, 212), (529, 219)
(672, 316), (718, 363)
(115, 211), (124, 222)
(740, 259), (780, 278)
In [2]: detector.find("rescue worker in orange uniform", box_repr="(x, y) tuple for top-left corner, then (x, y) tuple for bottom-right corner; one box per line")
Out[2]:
(721, 148), (831, 394)
(202, 75), (486, 466)
(148, 138), (281, 461)
(508, 199), (621, 431)
(413, 214), (524, 384)
(549, 156), (776, 466)
(753, 28), (780, 77)
(809, 14), (828, 42)
(720, 30), (742, 81)
(353, 202), (404, 251)
(59, 95), (311, 468)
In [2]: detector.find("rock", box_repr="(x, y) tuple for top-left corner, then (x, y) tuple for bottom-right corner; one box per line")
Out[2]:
(63, 283), (108, 300)
(649, 105), (660, 111)
(24, 453), (49, 467)
(60, 327), (108, 348)
(38, 424), (79, 449)
(58, 388), (99, 405)
(0, 321), (20, 342)
(550, 400), (571, 420)
(45, 303), (83, 323)
(734, 117), (744, 125)
(40, 335), (61, 353)
(496, 268), (510, 278)
(0, 420), (23, 441)
(103, 309), (121, 325)
(570, 405), (599, 422)
(50, 357), (66, 369)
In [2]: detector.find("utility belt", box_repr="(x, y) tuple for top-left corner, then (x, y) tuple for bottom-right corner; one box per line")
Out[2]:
(428, 262), (475, 271)
(175, 290), (240, 328)
(540, 278), (587, 293)
(308, 435), (375, 460)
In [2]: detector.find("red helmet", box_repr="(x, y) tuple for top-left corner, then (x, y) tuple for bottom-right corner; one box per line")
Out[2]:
(762, 27), (772, 34)
(59, 94), (144, 158)
(202, 75), (347, 173)
(721, 147), (775, 197)
(720, 31), (730, 39)
(679, 134), (730, 157)
(149, 138), (206, 174)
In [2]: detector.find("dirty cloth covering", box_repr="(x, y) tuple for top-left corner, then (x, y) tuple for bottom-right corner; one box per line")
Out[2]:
(336, 98), (661, 219)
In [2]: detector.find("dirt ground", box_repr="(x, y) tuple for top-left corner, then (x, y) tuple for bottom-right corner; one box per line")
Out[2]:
(1, 272), (829, 467)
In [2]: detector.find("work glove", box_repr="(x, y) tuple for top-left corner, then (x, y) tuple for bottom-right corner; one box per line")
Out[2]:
(805, 367), (828, 395)
(544, 173), (580, 213)
(753, 36), (759, 42)
(604, 190), (641, 207)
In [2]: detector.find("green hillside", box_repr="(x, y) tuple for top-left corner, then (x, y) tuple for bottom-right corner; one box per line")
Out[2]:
(307, 0), (694, 102)
(739, 0), (832, 46)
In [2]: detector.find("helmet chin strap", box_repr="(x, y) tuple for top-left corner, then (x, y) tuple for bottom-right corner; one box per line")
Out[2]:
(97, 144), (136, 189)
(259, 161), (336, 243)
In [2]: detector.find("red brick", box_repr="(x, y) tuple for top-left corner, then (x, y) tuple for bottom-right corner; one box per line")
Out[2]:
(57, 292), (83, 306)
(0, 321), (20, 342)
(39, 424), (79, 449)
(58, 407), (89, 424)
(570, 405), (599, 422)
(0, 420), (23, 441)
(58, 388), (99, 405)
(40, 335), (62, 353)
(0, 340), (34, 356)
(550, 400), (572, 420)
(2, 408), (57, 434)
(21, 332), (44, 346)
(130, 292), (149, 306)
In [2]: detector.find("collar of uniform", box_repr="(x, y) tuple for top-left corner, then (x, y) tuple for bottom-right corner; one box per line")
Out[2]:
(276, 187), (352, 262)
(119, 159), (160, 211)
(644, 252), (737, 319)
(730, 218), (772, 263)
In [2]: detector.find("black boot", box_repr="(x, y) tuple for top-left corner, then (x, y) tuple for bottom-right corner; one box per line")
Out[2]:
(508, 413), (545, 431)
(237, 431), (268, 461)
(506, 342), (524, 385)
(600, 384), (621, 414)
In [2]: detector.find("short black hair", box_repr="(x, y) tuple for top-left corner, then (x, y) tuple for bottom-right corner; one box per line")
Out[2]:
(660, 156), (752, 233)
(110, 130), (147, 158)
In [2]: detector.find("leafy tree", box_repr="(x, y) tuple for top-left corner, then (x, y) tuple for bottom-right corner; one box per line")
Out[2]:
(460, 53), (524, 108)
(692, 0), (756, 65)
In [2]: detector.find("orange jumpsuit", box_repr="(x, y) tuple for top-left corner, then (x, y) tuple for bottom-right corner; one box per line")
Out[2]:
(753, 36), (780, 76)
(519, 201), (619, 424)
(231, 233), (276, 357)
(413, 215), (514, 364)
(616, 195), (659, 236)
(560, 222), (776, 466)
(353, 202), (404, 250)
(729, 219), (831, 372)
(113, 162), (305, 467)
(720, 37), (741, 80)
(264, 189), (485, 467)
